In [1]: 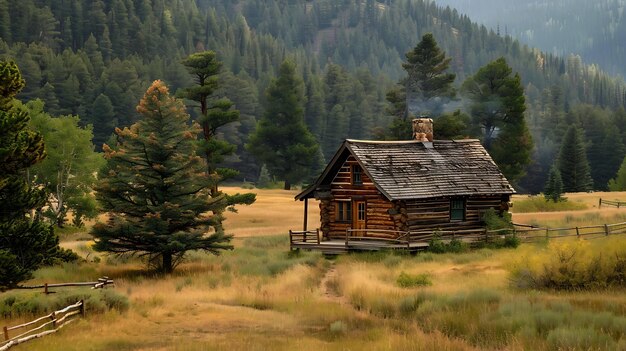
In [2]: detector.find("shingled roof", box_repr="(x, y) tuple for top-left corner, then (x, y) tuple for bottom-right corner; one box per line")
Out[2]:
(296, 139), (515, 201)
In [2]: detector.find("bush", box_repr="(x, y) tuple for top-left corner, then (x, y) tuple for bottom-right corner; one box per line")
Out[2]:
(396, 272), (432, 288)
(329, 320), (348, 335)
(0, 289), (129, 318)
(509, 239), (626, 290)
(427, 235), (469, 253)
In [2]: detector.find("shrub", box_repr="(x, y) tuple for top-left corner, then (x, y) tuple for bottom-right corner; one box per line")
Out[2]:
(396, 272), (432, 288)
(329, 320), (348, 335)
(428, 235), (469, 253)
(509, 239), (626, 290)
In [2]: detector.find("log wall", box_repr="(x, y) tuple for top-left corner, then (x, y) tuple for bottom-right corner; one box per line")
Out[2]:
(320, 155), (399, 239)
(404, 195), (509, 231)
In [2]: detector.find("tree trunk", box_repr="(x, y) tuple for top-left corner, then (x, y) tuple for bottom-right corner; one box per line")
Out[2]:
(162, 252), (173, 273)
(284, 180), (291, 190)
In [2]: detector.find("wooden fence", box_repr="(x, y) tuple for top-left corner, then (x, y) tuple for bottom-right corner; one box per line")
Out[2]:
(0, 300), (85, 351)
(599, 198), (626, 208)
(511, 221), (626, 241)
(15, 277), (114, 294)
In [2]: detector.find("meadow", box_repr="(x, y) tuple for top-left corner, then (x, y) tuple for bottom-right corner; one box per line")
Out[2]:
(4, 189), (626, 350)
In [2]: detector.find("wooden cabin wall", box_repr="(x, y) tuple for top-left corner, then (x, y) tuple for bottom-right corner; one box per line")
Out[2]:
(321, 155), (398, 239)
(403, 195), (508, 232)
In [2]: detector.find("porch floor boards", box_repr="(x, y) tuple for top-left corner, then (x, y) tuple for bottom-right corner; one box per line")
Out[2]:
(291, 239), (432, 254)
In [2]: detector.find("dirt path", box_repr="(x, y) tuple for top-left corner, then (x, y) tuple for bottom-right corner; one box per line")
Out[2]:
(318, 263), (340, 302)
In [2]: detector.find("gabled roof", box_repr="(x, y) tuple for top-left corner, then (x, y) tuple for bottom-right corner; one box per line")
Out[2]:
(296, 139), (515, 201)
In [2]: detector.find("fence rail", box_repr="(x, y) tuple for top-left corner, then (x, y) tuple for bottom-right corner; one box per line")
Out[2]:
(599, 198), (626, 208)
(15, 277), (114, 294)
(0, 300), (85, 351)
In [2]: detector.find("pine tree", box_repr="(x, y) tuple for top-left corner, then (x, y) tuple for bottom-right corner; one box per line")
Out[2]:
(92, 80), (233, 273)
(462, 57), (533, 183)
(0, 61), (62, 290)
(179, 51), (239, 185)
(402, 33), (456, 116)
(557, 126), (593, 192)
(608, 155), (626, 191)
(247, 60), (322, 190)
(544, 165), (563, 202)
(90, 93), (117, 150)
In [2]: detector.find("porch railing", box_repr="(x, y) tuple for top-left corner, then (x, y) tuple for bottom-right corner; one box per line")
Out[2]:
(289, 229), (320, 246)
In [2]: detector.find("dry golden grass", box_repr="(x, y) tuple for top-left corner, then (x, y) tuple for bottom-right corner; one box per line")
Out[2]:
(6, 188), (626, 350)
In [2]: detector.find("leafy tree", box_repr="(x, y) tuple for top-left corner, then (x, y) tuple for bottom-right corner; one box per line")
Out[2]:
(0, 61), (63, 290)
(434, 110), (470, 139)
(27, 100), (105, 227)
(92, 80), (233, 273)
(608, 156), (626, 191)
(544, 165), (563, 202)
(557, 126), (593, 192)
(247, 60), (322, 190)
(462, 57), (533, 183)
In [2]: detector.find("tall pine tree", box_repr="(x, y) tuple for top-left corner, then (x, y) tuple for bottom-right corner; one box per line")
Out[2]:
(0, 61), (63, 290)
(462, 57), (533, 183)
(247, 60), (322, 190)
(557, 125), (593, 192)
(92, 80), (233, 273)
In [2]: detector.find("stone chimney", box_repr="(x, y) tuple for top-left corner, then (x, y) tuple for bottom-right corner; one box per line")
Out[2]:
(412, 118), (433, 142)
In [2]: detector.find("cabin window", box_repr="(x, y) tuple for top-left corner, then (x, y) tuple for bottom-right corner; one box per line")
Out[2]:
(352, 165), (363, 185)
(357, 202), (366, 221)
(336, 201), (352, 222)
(450, 199), (465, 221)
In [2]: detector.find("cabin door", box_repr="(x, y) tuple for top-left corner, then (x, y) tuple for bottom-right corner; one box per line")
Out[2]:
(352, 200), (366, 232)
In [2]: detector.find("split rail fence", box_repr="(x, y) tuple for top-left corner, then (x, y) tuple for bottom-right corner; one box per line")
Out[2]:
(0, 300), (85, 351)
(599, 198), (626, 208)
(15, 276), (114, 294)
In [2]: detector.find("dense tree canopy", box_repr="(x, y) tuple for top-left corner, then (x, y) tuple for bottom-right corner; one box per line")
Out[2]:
(557, 126), (593, 193)
(92, 80), (234, 273)
(462, 57), (532, 183)
(247, 60), (322, 190)
(0, 61), (63, 289)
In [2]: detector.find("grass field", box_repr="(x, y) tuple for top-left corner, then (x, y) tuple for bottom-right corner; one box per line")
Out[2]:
(4, 189), (626, 350)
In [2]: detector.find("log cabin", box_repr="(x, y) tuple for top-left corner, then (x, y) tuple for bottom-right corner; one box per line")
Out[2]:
(291, 118), (515, 251)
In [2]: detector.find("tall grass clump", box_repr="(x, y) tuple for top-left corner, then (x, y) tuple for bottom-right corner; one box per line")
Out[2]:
(396, 272), (432, 288)
(509, 238), (626, 290)
(0, 289), (128, 318)
(512, 196), (587, 213)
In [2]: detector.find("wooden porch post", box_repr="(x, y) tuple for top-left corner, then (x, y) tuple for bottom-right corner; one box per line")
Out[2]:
(303, 198), (308, 231)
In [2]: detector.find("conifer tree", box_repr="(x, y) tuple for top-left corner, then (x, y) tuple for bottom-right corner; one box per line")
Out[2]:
(385, 33), (456, 140)
(544, 165), (563, 202)
(179, 51), (255, 214)
(92, 80), (233, 273)
(557, 125), (593, 192)
(247, 60), (322, 190)
(0, 61), (62, 290)
(608, 156), (626, 191)
(462, 57), (533, 183)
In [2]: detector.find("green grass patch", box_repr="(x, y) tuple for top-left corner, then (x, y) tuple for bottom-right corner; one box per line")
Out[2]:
(396, 272), (432, 288)
(512, 196), (587, 213)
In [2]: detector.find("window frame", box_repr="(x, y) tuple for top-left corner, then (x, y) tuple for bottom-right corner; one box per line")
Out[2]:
(336, 201), (352, 222)
(351, 165), (363, 185)
(450, 198), (466, 222)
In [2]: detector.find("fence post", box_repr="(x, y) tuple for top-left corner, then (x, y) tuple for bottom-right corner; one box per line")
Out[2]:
(605, 224), (610, 236)
(345, 228), (349, 248)
(3, 326), (8, 341)
(576, 227), (580, 238)
(545, 228), (549, 239)
(599, 198), (602, 208)
(79, 299), (85, 318)
(44, 283), (48, 295)
(316, 229), (320, 245)
(50, 311), (56, 329)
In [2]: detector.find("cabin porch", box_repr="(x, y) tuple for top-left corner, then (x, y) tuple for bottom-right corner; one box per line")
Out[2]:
(289, 227), (490, 254)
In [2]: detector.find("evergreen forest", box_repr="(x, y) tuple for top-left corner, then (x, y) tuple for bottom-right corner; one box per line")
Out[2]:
(2, 0), (626, 193)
